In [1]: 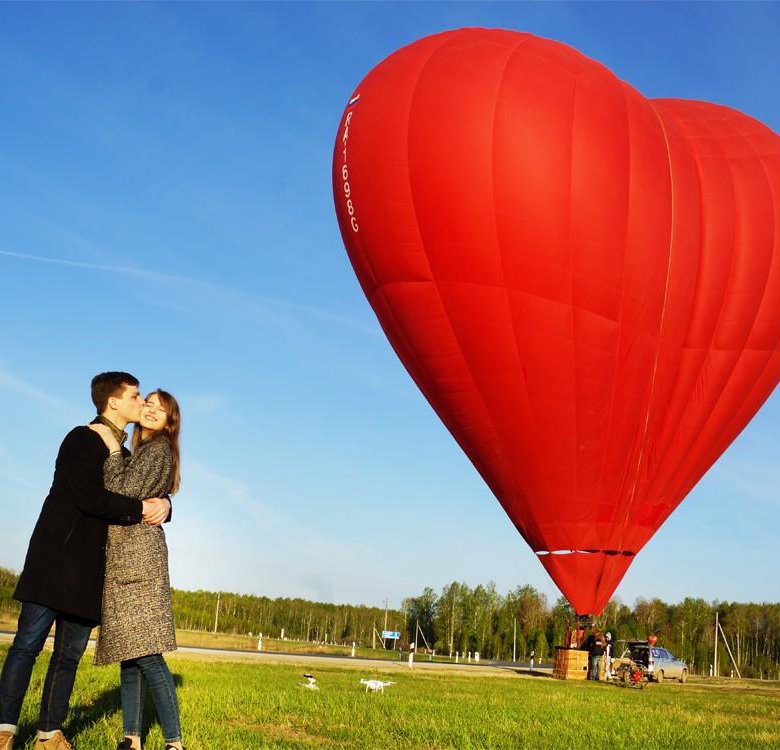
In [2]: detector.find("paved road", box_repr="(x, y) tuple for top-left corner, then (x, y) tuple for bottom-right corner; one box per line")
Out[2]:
(0, 630), (553, 677)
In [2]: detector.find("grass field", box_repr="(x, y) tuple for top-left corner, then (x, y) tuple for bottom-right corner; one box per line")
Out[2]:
(3, 645), (779, 749)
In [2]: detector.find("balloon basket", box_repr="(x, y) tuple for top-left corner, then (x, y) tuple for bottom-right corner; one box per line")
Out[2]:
(553, 646), (589, 680)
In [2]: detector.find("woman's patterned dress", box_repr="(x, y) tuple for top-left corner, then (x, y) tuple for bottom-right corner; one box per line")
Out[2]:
(94, 436), (176, 665)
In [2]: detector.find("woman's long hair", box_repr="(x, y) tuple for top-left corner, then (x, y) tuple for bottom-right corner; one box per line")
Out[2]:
(133, 389), (181, 494)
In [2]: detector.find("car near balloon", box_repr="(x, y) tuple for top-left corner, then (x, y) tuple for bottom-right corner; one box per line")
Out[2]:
(333, 27), (780, 617)
(621, 641), (688, 683)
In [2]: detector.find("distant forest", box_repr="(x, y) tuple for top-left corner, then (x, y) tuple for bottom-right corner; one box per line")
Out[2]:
(1, 567), (778, 678)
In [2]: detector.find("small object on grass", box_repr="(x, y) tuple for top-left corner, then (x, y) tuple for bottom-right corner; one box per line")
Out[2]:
(360, 679), (395, 693)
(301, 673), (319, 690)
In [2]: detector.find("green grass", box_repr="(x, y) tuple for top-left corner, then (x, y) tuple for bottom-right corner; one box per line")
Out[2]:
(4, 646), (779, 749)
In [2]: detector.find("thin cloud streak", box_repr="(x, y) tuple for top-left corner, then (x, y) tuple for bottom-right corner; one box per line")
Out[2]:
(0, 364), (82, 422)
(0, 447), (38, 490)
(183, 394), (228, 416)
(0, 249), (193, 283)
(186, 458), (364, 569)
(0, 248), (379, 337)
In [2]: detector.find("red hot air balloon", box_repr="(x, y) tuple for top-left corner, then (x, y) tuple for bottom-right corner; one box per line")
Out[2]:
(333, 28), (780, 615)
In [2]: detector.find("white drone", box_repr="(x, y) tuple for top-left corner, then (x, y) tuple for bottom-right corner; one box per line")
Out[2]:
(360, 679), (395, 693)
(301, 673), (319, 690)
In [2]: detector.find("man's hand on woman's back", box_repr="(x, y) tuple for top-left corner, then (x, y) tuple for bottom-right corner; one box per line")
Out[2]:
(142, 497), (171, 526)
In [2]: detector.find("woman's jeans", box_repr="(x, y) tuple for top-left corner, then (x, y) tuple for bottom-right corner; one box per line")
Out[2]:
(120, 654), (181, 743)
(0, 601), (92, 732)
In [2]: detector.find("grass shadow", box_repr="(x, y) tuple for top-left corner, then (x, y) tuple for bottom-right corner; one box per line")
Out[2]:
(16, 683), (122, 745)
(16, 671), (185, 745)
(504, 667), (554, 679)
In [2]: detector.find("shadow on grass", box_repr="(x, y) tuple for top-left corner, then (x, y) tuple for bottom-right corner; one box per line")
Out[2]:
(504, 667), (554, 679)
(17, 683), (122, 745)
(16, 671), (185, 745)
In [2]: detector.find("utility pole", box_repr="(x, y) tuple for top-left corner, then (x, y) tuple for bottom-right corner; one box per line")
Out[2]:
(383, 599), (389, 633)
(714, 611), (719, 677)
(717, 616), (742, 679)
(513, 618), (517, 663)
(213, 591), (221, 634)
(449, 595), (455, 657)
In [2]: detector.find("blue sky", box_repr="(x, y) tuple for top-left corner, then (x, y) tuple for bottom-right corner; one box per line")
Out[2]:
(1, 2), (778, 612)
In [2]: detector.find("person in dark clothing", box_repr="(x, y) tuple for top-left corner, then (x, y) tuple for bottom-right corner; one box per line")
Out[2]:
(586, 629), (607, 680)
(0, 373), (170, 750)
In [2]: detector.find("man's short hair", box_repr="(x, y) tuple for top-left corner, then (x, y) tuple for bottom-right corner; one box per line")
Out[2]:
(91, 371), (139, 414)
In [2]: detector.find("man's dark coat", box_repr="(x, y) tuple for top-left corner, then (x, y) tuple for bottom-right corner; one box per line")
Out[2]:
(14, 426), (143, 622)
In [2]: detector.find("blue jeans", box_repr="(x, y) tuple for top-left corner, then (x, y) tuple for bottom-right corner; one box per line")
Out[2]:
(120, 654), (181, 743)
(0, 601), (92, 731)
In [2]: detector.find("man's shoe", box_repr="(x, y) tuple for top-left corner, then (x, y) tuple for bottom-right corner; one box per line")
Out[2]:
(117, 740), (135, 750)
(0, 730), (14, 750)
(33, 732), (72, 750)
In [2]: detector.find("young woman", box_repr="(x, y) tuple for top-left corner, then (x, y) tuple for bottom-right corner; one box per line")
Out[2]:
(89, 390), (185, 750)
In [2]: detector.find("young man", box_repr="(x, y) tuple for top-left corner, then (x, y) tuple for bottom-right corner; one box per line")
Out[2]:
(0, 372), (171, 750)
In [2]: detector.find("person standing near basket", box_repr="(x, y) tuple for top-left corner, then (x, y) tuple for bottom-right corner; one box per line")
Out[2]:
(586, 629), (606, 680)
(90, 390), (185, 750)
(604, 631), (613, 680)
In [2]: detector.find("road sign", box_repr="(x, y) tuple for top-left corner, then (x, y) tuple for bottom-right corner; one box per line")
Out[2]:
(381, 630), (401, 639)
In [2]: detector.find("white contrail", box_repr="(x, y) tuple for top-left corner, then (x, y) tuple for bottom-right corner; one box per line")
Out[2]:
(0, 364), (81, 420)
(0, 249), (195, 284)
(0, 248), (379, 336)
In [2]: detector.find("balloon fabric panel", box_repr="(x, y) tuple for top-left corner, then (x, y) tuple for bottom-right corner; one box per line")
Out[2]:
(333, 29), (780, 615)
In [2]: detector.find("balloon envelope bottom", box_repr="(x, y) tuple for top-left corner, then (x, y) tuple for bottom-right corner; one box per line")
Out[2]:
(537, 550), (636, 615)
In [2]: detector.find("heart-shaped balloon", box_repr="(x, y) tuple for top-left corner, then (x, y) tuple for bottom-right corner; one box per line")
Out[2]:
(333, 28), (780, 614)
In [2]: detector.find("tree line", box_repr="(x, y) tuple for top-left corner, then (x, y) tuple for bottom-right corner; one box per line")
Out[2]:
(0, 566), (403, 648)
(403, 583), (780, 678)
(168, 587), (400, 646)
(1, 567), (777, 678)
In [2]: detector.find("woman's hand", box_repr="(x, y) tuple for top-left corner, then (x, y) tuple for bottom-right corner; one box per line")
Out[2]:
(88, 423), (121, 454)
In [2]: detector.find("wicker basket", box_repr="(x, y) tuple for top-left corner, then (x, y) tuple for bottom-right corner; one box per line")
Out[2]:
(553, 646), (589, 680)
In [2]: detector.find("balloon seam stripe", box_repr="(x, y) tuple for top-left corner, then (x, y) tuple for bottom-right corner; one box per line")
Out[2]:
(652, 116), (754, 506)
(632, 105), (708, 513)
(613, 95), (678, 574)
(568, 67), (582, 545)
(596, 79), (635, 578)
(667, 122), (780, 503)
(593, 81), (641, 613)
(489, 36), (540, 546)
(403, 33), (510, 502)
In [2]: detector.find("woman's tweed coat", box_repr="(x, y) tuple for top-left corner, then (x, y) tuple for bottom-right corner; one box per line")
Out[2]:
(94, 436), (176, 665)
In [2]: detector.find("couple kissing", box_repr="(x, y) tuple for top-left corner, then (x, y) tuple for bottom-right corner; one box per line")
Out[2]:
(0, 372), (185, 750)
